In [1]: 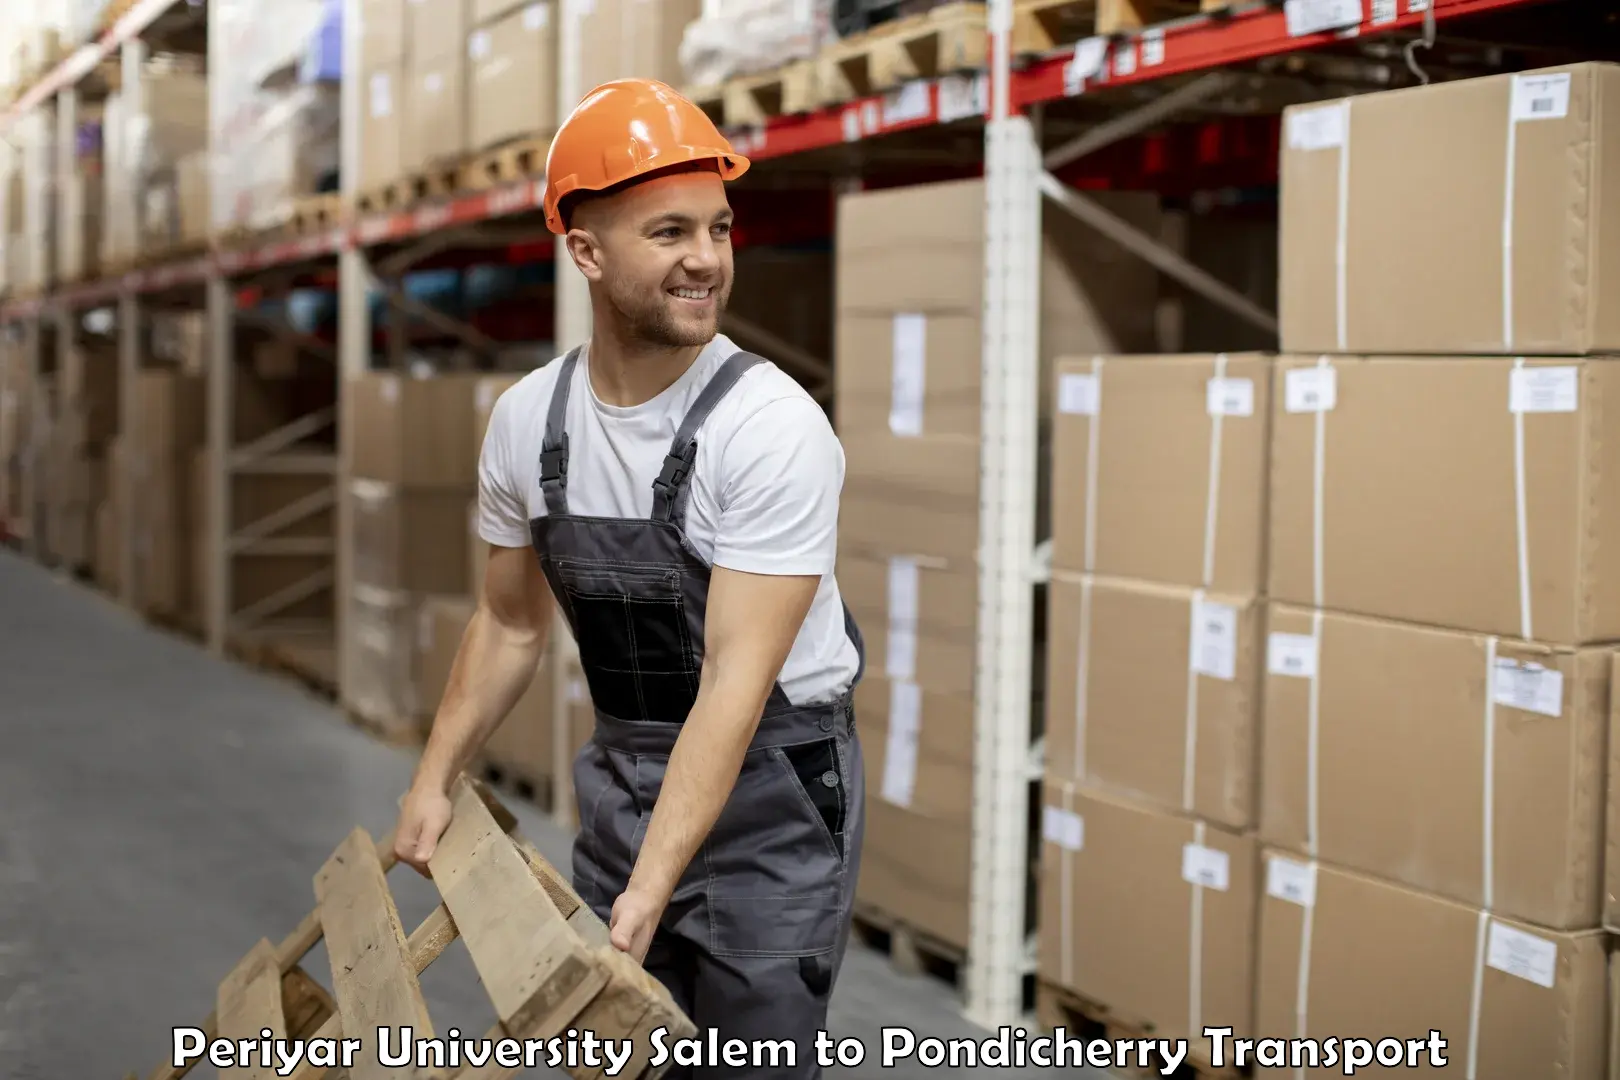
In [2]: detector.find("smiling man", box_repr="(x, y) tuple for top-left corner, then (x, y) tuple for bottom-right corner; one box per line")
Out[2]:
(390, 79), (867, 1078)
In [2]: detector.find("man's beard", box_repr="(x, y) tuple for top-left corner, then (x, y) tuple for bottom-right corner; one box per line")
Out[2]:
(603, 270), (727, 350)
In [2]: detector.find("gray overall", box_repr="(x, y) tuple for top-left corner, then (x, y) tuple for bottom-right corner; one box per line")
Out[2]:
(528, 345), (867, 1079)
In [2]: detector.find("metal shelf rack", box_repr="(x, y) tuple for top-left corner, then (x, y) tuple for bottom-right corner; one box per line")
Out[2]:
(0, 0), (1562, 1033)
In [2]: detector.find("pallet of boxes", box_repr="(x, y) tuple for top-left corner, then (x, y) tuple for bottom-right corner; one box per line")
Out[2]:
(1036, 62), (1620, 1078)
(831, 174), (1163, 976)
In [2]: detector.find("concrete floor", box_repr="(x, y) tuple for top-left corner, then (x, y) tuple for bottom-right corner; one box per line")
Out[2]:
(0, 550), (1111, 1080)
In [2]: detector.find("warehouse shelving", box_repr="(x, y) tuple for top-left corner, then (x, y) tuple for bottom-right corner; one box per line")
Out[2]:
(0, 0), (1573, 1036)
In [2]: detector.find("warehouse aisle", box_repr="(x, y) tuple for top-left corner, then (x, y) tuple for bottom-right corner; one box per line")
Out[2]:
(0, 551), (1108, 1080)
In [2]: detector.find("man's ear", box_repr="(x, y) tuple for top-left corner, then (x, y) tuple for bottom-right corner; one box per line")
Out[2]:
(565, 228), (605, 282)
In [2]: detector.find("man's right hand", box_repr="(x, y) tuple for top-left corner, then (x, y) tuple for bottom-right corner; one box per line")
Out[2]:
(393, 784), (455, 877)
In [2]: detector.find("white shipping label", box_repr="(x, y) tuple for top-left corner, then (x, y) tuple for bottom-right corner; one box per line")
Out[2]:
(1285, 366), (1337, 413)
(1140, 29), (1165, 67)
(1486, 922), (1558, 989)
(1266, 856), (1318, 907)
(882, 82), (932, 125)
(477, 380), (498, 411)
(1058, 372), (1100, 415)
(881, 681), (923, 808)
(425, 71), (444, 94)
(1113, 41), (1136, 77)
(889, 313), (927, 437)
(380, 377), (400, 402)
(1283, 0), (1364, 37)
(1206, 377), (1255, 417)
(1267, 632), (1319, 680)
(1492, 658), (1565, 718)
(1511, 72), (1572, 122)
(1182, 844), (1231, 891)
(887, 556), (920, 624)
(1509, 366), (1579, 413)
(1286, 102), (1348, 151)
(1369, 0), (1396, 22)
(523, 2), (550, 29)
(1190, 600), (1239, 682)
(886, 558), (920, 680)
(937, 73), (986, 124)
(1064, 37), (1107, 95)
(469, 30), (491, 59)
(369, 72), (393, 119)
(1042, 806), (1084, 851)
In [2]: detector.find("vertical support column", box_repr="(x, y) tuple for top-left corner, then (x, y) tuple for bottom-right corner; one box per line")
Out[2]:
(544, 0), (592, 832)
(336, 0), (371, 703)
(117, 290), (140, 606)
(205, 273), (236, 654)
(965, 0), (1042, 1031)
(122, 38), (147, 279)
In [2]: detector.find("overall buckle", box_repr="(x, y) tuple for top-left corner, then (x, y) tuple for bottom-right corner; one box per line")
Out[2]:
(538, 436), (569, 484)
(654, 445), (696, 492)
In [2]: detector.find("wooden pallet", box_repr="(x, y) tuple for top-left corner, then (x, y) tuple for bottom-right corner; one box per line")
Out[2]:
(685, 1), (986, 127)
(819, 1), (988, 109)
(1036, 980), (1248, 1079)
(1011, 0), (1230, 53)
(851, 902), (965, 986)
(458, 134), (553, 191)
(128, 775), (696, 1080)
(285, 192), (345, 235)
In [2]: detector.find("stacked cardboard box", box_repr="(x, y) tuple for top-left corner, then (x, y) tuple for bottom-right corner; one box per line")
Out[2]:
(343, 372), (482, 737)
(209, 0), (333, 235)
(1240, 63), (1620, 1074)
(50, 341), (119, 578)
(117, 368), (207, 622)
(359, 0), (696, 194)
(0, 340), (38, 540)
(834, 176), (1162, 953)
(1037, 353), (1273, 1067)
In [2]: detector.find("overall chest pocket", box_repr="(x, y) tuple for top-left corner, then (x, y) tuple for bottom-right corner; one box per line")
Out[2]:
(555, 562), (699, 724)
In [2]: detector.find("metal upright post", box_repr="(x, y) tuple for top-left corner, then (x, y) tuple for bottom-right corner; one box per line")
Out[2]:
(118, 36), (148, 607)
(547, 0), (591, 831)
(965, 0), (1043, 1032)
(336, 0), (371, 699)
(204, 275), (234, 653)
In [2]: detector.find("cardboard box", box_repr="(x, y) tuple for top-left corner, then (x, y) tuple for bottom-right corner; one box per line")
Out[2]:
(854, 674), (973, 950)
(417, 595), (554, 782)
(1279, 63), (1620, 356)
(351, 480), (475, 596)
(837, 550), (975, 699)
(1269, 355), (1620, 645)
(407, 0), (467, 63)
(467, 4), (557, 153)
(361, 0), (407, 69)
(405, 49), (467, 170)
(1255, 852), (1606, 1079)
(835, 178), (1163, 435)
(839, 432), (979, 570)
(1046, 573), (1260, 830)
(360, 65), (404, 192)
(347, 373), (482, 488)
(1265, 603), (1608, 931)
(473, 0), (527, 22)
(345, 586), (427, 736)
(1038, 780), (1258, 1068)
(1050, 354), (1272, 594)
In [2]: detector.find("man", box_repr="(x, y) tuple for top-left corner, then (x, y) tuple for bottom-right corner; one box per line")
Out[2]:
(390, 79), (867, 1077)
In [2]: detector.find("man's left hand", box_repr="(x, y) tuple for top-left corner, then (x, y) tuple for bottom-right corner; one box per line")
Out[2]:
(609, 887), (665, 963)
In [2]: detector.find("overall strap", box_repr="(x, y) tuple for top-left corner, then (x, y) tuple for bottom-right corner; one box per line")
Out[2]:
(651, 350), (767, 526)
(537, 346), (584, 516)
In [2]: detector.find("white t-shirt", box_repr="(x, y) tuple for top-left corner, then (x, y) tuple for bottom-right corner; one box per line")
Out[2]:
(477, 334), (860, 706)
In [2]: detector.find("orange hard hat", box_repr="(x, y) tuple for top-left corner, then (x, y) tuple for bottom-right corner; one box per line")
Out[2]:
(542, 79), (751, 234)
